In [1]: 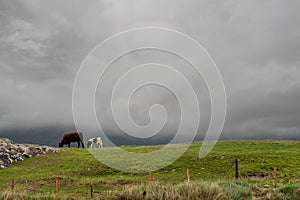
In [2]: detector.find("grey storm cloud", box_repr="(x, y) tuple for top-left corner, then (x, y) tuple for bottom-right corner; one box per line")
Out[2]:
(0, 0), (300, 144)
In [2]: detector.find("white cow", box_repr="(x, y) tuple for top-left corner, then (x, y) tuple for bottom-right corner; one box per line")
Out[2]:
(87, 137), (103, 148)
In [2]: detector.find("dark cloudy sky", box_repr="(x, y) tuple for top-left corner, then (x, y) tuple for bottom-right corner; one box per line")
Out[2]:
(0, 0), (300, 145)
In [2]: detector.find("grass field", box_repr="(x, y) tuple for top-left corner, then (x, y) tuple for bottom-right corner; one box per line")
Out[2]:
(1, 140), (300, 199)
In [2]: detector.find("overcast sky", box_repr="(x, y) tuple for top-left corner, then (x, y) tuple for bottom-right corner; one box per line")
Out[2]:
(0, 0), (300, 143)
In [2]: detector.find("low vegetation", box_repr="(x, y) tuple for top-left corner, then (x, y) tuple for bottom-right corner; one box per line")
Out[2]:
(114, 181), (300, 200)
(1, 140), (300, 199)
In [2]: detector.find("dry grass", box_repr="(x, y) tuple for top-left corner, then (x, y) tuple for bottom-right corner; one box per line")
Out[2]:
(113, 181), (230, 200)
(1, 190), (68, 200)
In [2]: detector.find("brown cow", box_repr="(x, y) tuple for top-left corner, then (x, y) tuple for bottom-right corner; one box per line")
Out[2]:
(59, 132), (84, 148)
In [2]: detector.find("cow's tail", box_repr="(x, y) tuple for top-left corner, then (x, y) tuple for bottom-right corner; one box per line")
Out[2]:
(78, 132), (85, 148)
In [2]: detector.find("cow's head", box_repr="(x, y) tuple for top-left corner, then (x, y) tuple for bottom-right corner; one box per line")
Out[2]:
(58, 142), (63, 148)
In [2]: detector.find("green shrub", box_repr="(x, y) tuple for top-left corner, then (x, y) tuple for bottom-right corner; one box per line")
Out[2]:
(269, 184), (300, 200)
(218, 181), (252, 200)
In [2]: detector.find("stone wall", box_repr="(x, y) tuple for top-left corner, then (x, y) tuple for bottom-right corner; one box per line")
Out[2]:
(0, 138), (59, 168)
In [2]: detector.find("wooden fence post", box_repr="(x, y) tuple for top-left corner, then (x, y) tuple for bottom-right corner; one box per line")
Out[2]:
(235, 159), (239, 179)
(90, 180), (93, 198)
(187, 169), (191, 200)
(274, 167), (277, 187)
(187, 169), (190, 184)
(148, 172), (152, 184)
(11, 179), (14, 192)
(56, 177), (59, 194)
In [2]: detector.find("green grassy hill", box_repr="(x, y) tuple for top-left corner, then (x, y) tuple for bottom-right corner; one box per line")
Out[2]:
(1, 140), (300, 199)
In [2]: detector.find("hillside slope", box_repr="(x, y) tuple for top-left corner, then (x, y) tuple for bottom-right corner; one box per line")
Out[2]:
(1, 140), (300, 198)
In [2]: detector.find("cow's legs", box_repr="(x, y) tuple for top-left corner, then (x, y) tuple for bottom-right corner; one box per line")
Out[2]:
(77, 141), (80, 148)
(68, 143), (71, 148)
(81, 141), (84, 148)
